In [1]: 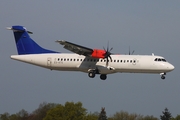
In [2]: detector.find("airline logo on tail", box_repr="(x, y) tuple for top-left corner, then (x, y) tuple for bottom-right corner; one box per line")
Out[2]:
(7, 26), (58, 55)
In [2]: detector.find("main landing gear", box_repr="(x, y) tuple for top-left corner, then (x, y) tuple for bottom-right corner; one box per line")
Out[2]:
(100, 74), (107, 80)
(88, 71), (95, 78)
(160, 73), (166, 80)
(88, 70), (107, 80)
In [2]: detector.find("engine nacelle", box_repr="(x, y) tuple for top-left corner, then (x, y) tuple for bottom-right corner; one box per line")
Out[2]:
(91, 49), (106, 58)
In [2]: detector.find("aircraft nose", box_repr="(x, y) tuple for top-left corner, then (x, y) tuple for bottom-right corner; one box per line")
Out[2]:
(168, 64), (175, 71)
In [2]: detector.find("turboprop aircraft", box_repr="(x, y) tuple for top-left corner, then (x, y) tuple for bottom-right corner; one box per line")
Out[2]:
(8, 25), (174, 80)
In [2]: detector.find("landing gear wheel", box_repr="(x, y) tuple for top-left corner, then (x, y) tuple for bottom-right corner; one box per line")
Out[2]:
(161, 75), (165, 80)
(100, 74), (107, 80)
(88, 72), (95, 78)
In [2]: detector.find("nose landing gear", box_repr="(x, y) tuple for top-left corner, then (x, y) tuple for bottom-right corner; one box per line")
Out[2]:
(160, 73), (166, 80)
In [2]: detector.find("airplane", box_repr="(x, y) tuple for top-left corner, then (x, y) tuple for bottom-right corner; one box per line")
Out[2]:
(7, 25), (174, 80)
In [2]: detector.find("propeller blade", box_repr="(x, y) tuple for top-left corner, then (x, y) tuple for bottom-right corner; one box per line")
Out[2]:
(109, 47), (113, 52)
(106, 58), (108, 66)
(103, 46), (106, 51)
(109, 55), (112, 61)
(107, 41), (109, 52)
(132, 50), (135, 55)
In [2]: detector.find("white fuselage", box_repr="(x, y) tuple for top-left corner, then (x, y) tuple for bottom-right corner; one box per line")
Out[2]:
(11, 53), (174, 75)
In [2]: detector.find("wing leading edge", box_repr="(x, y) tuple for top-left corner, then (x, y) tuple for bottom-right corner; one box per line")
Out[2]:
(56, 40), (93, 56)
(56, 40), (110, 59)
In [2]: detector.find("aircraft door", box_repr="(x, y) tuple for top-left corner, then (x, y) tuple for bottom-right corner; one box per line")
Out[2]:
(132, 58), (141, 68)
(47, 57), (52, 66)
(132, 59), (136, 65)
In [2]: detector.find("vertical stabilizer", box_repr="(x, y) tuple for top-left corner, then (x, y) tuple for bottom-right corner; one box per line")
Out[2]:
(8, 26), (58, 55)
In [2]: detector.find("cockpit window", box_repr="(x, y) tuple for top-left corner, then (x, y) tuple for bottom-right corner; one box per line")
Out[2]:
(154, 58), (167, 62)
(162, 59), (166, 62)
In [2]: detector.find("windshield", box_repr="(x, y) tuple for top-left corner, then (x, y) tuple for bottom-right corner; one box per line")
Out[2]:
(154, 58), (166, 62)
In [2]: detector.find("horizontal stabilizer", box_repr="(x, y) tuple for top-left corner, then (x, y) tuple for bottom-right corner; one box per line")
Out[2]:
(7, 26), (33, 34)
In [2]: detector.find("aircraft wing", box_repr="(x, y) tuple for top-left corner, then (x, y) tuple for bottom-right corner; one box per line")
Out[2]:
(56, 40), (93, 56)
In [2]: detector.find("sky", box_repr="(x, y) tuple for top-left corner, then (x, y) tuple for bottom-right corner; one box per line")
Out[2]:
(0, 0), (180, 118)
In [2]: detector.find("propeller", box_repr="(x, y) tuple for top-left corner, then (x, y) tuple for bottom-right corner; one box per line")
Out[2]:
(103, 42), (113, 66)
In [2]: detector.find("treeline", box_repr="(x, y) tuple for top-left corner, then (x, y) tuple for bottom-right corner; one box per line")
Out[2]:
(0, 101), (179, 120)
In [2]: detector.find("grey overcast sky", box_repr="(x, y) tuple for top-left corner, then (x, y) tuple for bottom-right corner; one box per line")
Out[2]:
(0, 0), (180, 118)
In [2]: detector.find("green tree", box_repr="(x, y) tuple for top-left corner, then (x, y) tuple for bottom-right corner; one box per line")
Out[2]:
(43, 104), (64, 120)
(98, 107), (107, 120)
(16, 109), (29, 120)
(160, 108), (172, 120)
(29, 102), (57, 120)
(0, 110), (29, 120)
(9, 114), (19, 120)
(0, 112), (9, 120)
(171, 114), (180, 120)
(108, 111), (158, 120)
(84, 112), (99, 120)
(110, 111), (137, 120)
(142, 115), (158, 120)
(43, 101), (87, 120)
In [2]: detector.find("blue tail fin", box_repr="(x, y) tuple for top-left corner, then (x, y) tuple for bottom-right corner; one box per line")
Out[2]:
(8, 25), (58, 55)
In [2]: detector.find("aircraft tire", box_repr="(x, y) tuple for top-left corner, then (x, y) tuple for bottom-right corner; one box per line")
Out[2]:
(161, 75), (165, 80)
(100, 74), (107, 80)
(88, 72), (95, 78)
